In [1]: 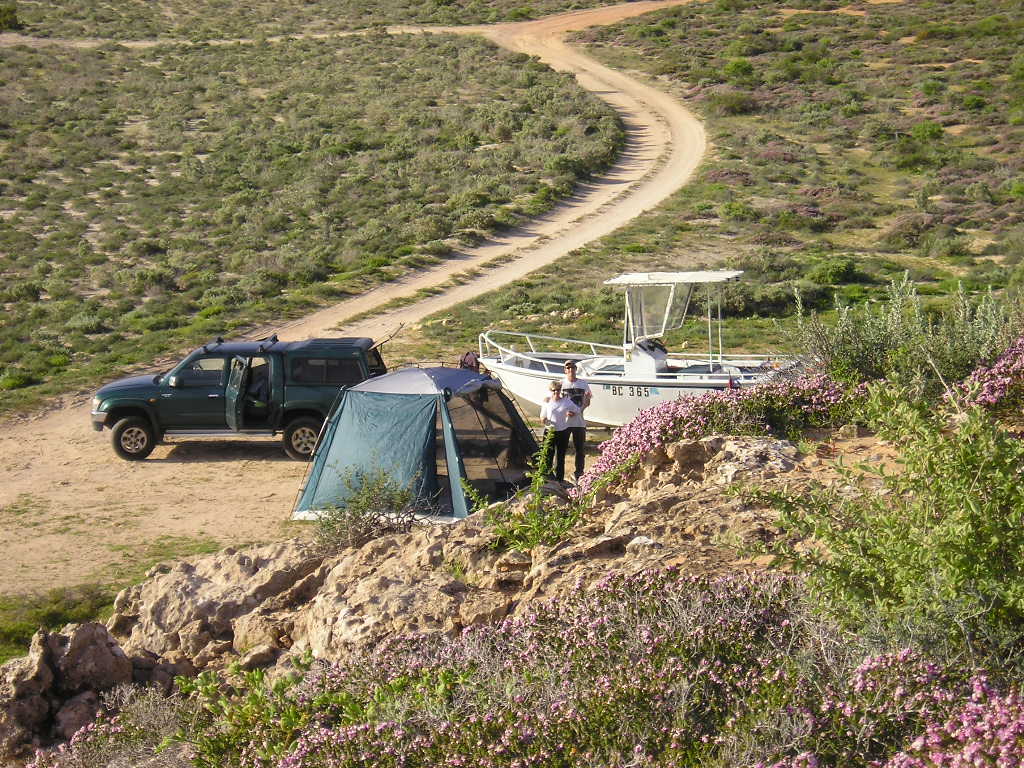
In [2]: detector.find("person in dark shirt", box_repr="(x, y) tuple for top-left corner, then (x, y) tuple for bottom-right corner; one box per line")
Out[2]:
(559, 360), (591, 483)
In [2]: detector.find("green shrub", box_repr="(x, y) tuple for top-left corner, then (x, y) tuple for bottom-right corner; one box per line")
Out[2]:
(0, 371), (34, 391)
(0, 2), (19, 31)
(807, 257), (862, 286)
(788, 276), (1024, 398)
(719, 200), (760, 221)
(484, 429), (580, 551)
(312, 468), (423, 553)
(910, 120), (943, 142)
(723, 57), (756, 84)
(756, 384), (1024, 648)
(704, 89), (758, 116)
(176, 664), (311, 768)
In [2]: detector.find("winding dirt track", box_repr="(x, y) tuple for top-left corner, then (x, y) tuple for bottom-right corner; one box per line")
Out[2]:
(0, 0), (704, 593)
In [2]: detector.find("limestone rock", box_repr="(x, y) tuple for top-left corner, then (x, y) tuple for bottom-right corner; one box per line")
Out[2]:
(55, 691), (99, 741)
(239, 644), (278, 671)
(703, 438), (797, 484)
(108, 540), (324, 656)
(626, 536), (663, 554)
(52, 623), (132, 695)
(0, 632), (53, 760)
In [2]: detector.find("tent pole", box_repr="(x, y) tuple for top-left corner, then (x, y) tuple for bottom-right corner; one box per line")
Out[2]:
(290, 388), (345, 517)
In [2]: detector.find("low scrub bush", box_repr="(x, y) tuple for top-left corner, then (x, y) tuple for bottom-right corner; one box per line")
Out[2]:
(957, 333), (1024, 413)
(482, 429), (580, 550)
(704, 88), (759, 116)
(0, 2), (19, 31)
(789, 276), (1024, 398)
(575, 373), (861, 497)
(753, 384), (1024, 650)
(29, 685), (189, 768)
(312, 469), (423, 553)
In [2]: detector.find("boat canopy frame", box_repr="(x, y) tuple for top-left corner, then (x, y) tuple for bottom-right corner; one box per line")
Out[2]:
(603, 270), (743, 361)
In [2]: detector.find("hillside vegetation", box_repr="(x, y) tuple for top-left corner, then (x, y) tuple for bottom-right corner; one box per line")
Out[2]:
(0, 33), (622, 410)
(395, 0), (1024, 361)
(14, 0), (611, 40)
(32, 355), (1024, 767)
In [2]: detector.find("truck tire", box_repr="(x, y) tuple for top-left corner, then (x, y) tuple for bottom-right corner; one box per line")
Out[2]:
(111, 416), (156, 460)
(283, 416), (322, 461)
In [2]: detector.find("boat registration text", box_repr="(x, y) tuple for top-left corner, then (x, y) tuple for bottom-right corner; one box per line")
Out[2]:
(604, 384), (658, 397)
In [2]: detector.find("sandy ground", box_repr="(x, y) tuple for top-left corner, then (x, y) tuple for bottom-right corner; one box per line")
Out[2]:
(0, 0), (706, 594)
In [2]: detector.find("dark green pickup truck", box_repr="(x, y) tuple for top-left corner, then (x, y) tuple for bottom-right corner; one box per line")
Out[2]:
(90, 336), (386, 460)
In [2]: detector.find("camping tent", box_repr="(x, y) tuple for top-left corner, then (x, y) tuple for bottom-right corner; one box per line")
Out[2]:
(293, 367), (538, 520)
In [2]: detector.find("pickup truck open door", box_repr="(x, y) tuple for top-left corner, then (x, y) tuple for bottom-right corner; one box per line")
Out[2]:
(225, 356), (251, 431)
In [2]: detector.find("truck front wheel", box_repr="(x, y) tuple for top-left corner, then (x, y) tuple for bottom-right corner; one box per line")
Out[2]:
(283, 417), (322, 461)
(111, 416), (156, 460)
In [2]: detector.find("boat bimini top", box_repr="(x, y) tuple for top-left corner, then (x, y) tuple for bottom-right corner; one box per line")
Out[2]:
(603, 270), (742, 349)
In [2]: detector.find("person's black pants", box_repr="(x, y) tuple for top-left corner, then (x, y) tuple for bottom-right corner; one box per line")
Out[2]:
(568, 426), (586, 479)
(552, 427), (586, 481)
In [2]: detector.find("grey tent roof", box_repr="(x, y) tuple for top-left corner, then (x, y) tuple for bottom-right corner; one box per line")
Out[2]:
(353, 367), (500, 396)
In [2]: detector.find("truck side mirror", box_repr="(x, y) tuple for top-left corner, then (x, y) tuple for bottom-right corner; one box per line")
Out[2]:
(168, 375), (182, 388)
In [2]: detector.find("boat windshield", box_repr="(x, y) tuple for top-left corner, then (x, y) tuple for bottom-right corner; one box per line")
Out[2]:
(605, 270), (744, 347)
(625, 284), (692, 343)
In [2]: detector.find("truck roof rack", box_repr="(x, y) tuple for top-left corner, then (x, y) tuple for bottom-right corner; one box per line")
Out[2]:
(201, 336), (225, 353)
(257, 333), (279, 353)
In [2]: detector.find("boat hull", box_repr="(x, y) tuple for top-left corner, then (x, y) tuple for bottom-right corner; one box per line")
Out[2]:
(482, 358), (758, 427)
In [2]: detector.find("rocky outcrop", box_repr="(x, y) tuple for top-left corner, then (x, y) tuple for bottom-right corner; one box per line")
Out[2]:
(109, 540), (324, 662)
(0, 623), (142, 762)
(1, 435), (822, 763)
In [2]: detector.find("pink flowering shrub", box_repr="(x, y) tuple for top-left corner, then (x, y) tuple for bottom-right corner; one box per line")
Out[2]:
(885, 676), (1024, 768)
(956, 333), (1024, 412)
(575, 374), (862, 496)
(28, 685), (188, 768)
(36, 573), (1024, 768)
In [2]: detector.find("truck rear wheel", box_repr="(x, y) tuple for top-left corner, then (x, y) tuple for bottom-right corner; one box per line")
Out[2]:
(283, 417), (322, 460)
(111, 416), (156, 460)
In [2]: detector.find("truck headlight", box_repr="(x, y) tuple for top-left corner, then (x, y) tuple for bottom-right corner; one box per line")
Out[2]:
(92, 397), (102, 410)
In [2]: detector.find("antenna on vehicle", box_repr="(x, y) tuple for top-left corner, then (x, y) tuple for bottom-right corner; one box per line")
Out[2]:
(370, 324), (405, 350)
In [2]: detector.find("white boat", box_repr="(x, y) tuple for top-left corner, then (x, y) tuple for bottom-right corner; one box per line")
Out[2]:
(477, 270), (795, 427)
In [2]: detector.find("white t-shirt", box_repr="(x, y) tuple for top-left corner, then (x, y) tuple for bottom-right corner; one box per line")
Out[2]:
(560, 377), (591, 428)
(540, 396), (578, 431)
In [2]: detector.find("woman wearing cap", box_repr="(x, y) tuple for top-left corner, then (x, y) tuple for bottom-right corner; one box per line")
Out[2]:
(559, 360), (591, 482)
(539, 381), (577, 482)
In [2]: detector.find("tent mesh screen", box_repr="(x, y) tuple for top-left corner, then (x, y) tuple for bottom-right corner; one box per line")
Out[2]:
(444, 388), (535, 501)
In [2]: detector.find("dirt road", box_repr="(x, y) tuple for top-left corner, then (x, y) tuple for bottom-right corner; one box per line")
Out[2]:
(0, 0), (705, 593)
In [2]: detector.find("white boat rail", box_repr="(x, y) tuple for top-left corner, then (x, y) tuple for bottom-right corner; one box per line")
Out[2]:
(479, 329), (785, 375)
(479, 330), (621, 374)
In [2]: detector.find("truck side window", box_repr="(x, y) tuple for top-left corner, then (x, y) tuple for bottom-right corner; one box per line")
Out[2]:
(290, 358), (363, 386)
(179, 356), (227, 387)
(324, 359), (364, 386)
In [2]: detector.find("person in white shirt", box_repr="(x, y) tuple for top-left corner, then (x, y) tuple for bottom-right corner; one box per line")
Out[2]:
(539, 380), (578, 482)
(559, 360), (591, 482)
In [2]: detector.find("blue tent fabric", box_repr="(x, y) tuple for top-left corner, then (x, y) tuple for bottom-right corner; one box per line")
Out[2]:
(352, 367), (497, 396)
(295, 391), (441, 516)
(293, 367), (536, 521)
(440, 403), (468, 518)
